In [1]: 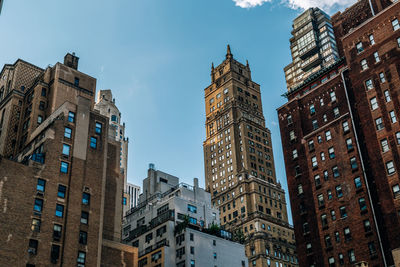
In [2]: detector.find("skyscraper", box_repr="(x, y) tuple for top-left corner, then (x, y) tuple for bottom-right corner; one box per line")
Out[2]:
(284, 8), (339, 91)
(278, 0), (400, 266)
(203, 46), (298, 267)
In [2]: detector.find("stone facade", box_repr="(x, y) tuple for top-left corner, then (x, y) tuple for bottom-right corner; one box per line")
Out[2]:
(203, 46), (297, 267)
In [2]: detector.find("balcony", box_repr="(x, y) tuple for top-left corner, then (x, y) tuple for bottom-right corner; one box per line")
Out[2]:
(299, 41), (318, 60)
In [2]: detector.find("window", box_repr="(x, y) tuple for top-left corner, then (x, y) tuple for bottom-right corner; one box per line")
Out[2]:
(60, 161), (69, 173)
(55, 204), (64, 217)
(298, 184), (303, 195)
(82, 192), (90, 205)
(62, 144), (70, 156)
(64, 127), (72, 139)
(323, 170), (329, 180)
(364, 219), (372, 232)
(292, 149), (298, 159)
(328, 147), (335, 159)
(77, 251), (86, 266)
(368, 242), (377, 256)
(312, 119), (318, 130)
(306, 243), (312, 254)
(396, 132), (400, 144)
(318, 194), (324, 206)
(365, 79), (374, 90)
(310, 104), (315, 115)
(191, 260), (195, 267)
(190, 233), (194, 241)
(374, 52), (380, 63)
(39, 101), (45, 111)
(390, 111), (397, 123)
(354, 177), (362, 189)
(74, 77), (80, 86)
(384, 90), (391, 102)
(50, 244), (60, 264)
(79, 231), (88, 245)
(350, 157), (358, 170)
(308, 140), (315, 151)
(386, 161), (395, 175)
(68, 112), (75, 123)
(375, 117), (384, 130)
(321, 214), (328, 227)
(95, 122), (102, 134)
(333, 107), (340, 118)
(90, 137), (97, 149)
(303, 222), (310, 233)
(325, 236), (332, 249)
(336, 185), (343, 198)
(370, 97), (378, 110)
(393, 184), (400, 197)
(41, 87), (46, 96)
(381, 139), (389, 152)
(361, 59), (368, 70)
(314, 175), (321, 187)
(333, 166), (339, 178)
(289, 130), (296, 141)
(31, 218), (41, 232)
(392, 18), (399, 31)
(37, 178), (46, 192)
(81, 211), (89, 224)
(348, 249), (356, 263)
(58, 185), (66, 198)
(334, 231), (340, 243)
(311, 156), (318, 168)
(342, 121), (350, 132)
(379, 72), (385, 83)
(37, 115), (43, 124)
(34, 198), (43, 212)
(369, 34), (375, 45)
(111, 115), (118, 122)
(346, 138), (353, 150)
(340, 206), (347, 218)
(356, 42), (363, 53)
(188, 204), (197, 213)
(287, 115), (293, 125)
(330, 91), (336, 102)
(323, 114), (327, 122)
(320, 152), (325, 161)
(28, 239), (38, 255)
(53, 224), (62, 240)
(344, 227), (351, 241)
(327, 189), (333, 200)
(331, 210), (336, 221)
(359, 197), (367, 211)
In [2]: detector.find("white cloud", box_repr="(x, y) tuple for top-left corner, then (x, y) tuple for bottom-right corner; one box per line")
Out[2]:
(232, 0), (272, 8)
(233, 0), (357, 12)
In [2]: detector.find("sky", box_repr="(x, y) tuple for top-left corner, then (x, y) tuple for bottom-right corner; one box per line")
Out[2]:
(0, 0), (356, 223)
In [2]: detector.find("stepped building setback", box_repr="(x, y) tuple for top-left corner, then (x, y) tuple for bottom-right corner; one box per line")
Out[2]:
(0, 53), (137, 266)
(278, 0), (400, 266)
(203, 46), (298, 267)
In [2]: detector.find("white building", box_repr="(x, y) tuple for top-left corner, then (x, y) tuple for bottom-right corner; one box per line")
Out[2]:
(127, 183), (141, 210)
(123, 165), (248, 267)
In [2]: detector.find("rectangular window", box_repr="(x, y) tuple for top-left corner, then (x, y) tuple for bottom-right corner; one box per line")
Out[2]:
(60, 161), (69, 173)
(320, 152), (325, 161)
(64, 127), (72, 138)
(289, 130), (296, 141)
(330, 91), (336, 102)
(342, 121), (350, 133)
(53, 224), (62, 241)
(308, 140), (315, 151)
(50, 244), (60, 264)
(39, 101), (46, 111)
(375, 117), (384, 130)
(31, 218), (41, 232)
(318, 194), (324, 206)
(369, 34), (375, 45)
(336, 185), (343, 198)
(292, 149), (298, 159)
(79, 231), (88, 245)
(344, 227), (351, 241)
(55, 204), (64, 217)
(188, 204), (197, 213)
(68, 112), (75, 123)
(310, 104), (315, 115)
(95, 122), (102, 134)
(37, 115), (43, 124)
(390, 111), (397, 123)
(321, 214), (328, 227)
(386, 161), (395, 175)
(333, 107), (340, 118)
(58, 185), (66, 198)
(90, 137), (97, 149)
(396, 132), (400, 144)
(82, 192), (90, 205)
(325, 130), (332, 141)
(354, 177), (362, 189)
(356, 42), (363, 53)
(348, 249), (356, 263)
(370, 97), (378, 110)
(364, 219), (372, 232)
(381, 139), (389, 152)
(365, 79), (374, 90)
(28, 239), (38, 255)
(340, 206), (347, 218)
(62, 144), (71, 156)
(332, 166), (339, 178)
(361, 59), (368, 70)
(37, 178), (46, 192)
(312, 119), (318, 130)
(384, 90), (391, 102)
(346, 138), (353, 150)
(379, 72), (385, 82)
(34, 198), (43, 212)
(77, 251), (86, 266)
(398, 37), (400, 47)
(392, 18), (399, 31)
(311, 156), (318, 167)
(374, 52), (380, 63)
(328, 147), (335, 159)
(359, 197), (367, 211)
(350, 157), (358, 170)
(81, 211), (89, 224)
(287, 115), (293, 125)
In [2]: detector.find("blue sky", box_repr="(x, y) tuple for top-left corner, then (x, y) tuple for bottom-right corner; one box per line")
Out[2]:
(0, 0), (355, 223)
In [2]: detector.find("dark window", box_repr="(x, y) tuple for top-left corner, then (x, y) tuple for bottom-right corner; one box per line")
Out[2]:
(354, 177), (362, 189)
(74, 77), (80, 86)
(344, 227), (351, 241)
(55, 204), (64, 217)
(90, 137), (97, 149)
(68, 112), (75, 123)
(41, 88), (46, 96)
(339, 206), (347, 218)
(58, 185), (66, 198)
(64, 127), (72, 139)
(95, 122), (102, 134)
(81, 211), (89, 224)
(34, 198), (43, 212)
(368, 242), (377, 256)
(190, 233), (194, 241)
(31, 218), (41, 232)
(188, 204), (197, 213)
(332, 166), (340, 178)
(336, 185), (343, 198)
(82, 192), (90, 205)
(77, 251), (86, 266)
(350, 157), (358, 170)
(60, 161), (69, 173)
(37, 179), (46, 192)
(145, 233), (153, 243)
(364, 220), (371, 232)
(28, 239), (38, 255)
(50, 244), (60, 264)
(79, 231), (87, 245)
(39, 101), (45, 111)
(359, 198), (367, 211)
(53, 224), (62, 241)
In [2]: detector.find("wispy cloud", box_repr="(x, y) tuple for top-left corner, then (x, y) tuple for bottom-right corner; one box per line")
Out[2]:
(233, 0), (357, 12)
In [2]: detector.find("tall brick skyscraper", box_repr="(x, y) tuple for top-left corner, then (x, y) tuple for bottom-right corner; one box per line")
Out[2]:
(278, 0), (400, 266)
(0, 54), (137, 266)
(203, 46), (298, 267)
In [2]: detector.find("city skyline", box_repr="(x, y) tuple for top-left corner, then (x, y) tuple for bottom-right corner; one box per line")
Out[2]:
(0, 0), (356, 224)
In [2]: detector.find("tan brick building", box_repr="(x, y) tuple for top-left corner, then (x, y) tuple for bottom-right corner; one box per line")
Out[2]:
(203, 46), (298, 267)
(0, 53), (137, 266)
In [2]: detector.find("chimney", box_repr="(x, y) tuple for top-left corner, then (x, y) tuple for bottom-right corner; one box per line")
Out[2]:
(64, 52), (79, 70)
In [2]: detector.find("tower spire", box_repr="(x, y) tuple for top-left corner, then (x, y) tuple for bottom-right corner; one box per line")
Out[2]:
(226, 44), (232, 59)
